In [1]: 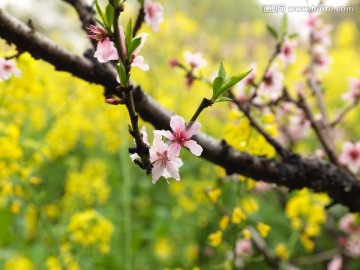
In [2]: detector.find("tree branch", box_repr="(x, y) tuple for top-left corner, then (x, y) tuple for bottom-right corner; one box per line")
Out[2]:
(62, 0), (97, 48)
(1, 9), (360, 211)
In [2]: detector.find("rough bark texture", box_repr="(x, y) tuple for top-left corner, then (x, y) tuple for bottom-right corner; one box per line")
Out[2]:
(1, 9), (360, 211)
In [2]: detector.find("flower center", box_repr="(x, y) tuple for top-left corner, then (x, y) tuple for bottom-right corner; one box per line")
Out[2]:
(349, 149), (360, 161)
(156, 150), (169, 165)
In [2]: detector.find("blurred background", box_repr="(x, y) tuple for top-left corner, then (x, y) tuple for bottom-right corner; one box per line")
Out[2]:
(1, 0), (360, 269)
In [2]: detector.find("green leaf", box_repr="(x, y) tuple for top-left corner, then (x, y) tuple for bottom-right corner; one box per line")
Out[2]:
(128, 36), (142, 56)
(214, 97), (232, 103)
(125, 19), (133, 48)
(95, 0), (106, 25)
(105, 4), (115, 30)
(266, 25), (278, 39)
(212, 76), (224, 98)
(117, 63), (129, 86)
(218, 62), (226, 79)
(288, 33), (298, 39)
(281, 14), (288, 38)
(94, 19), (105, 28)
(221, 69), (252, 92)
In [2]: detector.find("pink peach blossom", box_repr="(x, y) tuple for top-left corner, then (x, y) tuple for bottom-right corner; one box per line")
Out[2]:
(280, 37), (297, 66)
(184, 51), (207, 71)
(235, 239), (253, 257)
(313, 24), (332, 47)
(94, 37), (119, 63)
(312, 45), (331, 73)
(256, 64), (284, 102)
(0, 58), (21, 81)
(342, 78), (360, 103)
(327, 255), (342, 270)
(144, 0), (164, 32)
(150, 132), (183, 183)
(339, 214), (356, 234)
(87, 24), (107, 42)
(157, 115), (203, 156)
(305, 13), (322, 30)
(339, 142), (360, 174)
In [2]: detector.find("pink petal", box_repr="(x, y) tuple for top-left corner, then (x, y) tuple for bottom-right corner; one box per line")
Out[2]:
(170, 115), (186, 133)
(183, 140), (203, 156)
(159, 130), (175, 140)
(165, 161), (181, 180)
(132, 56), (149, 71)
(152, 162), (165, 184)
(119, 25), (127, 57)
(168, 143), (181, 157)
(94, 38), (118, 63)
(184, 121), (201, 138)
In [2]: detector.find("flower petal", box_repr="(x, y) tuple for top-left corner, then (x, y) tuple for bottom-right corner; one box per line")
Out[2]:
(170, 115), (186, 133)
(168, 142), (181, 157)
(165, 161), (181, 180)
(132, 56), (149, 71)
(184, 140), (203, 156)
(185, 121), (201, 138)
(152, 162), (165, 184)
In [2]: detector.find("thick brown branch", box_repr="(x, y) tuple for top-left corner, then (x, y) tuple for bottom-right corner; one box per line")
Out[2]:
(1, 9), (360, 211)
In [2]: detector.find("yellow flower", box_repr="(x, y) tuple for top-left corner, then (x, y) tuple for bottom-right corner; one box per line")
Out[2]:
(46, 256), (62, 270)
(4, 255), (34, 270)
(219, 215), (230, 230)
(155, 238), (173, 261)
(44, 203), (60, 219)
(207, 188), (221, 203)
(275, 243), (289, 260)
(208, 231), (222, 247)
(257, 222), (271, 238)
(10, 200), (21, 214)
(285, 188), (329, 241)
(240, 197), (259, 214)
(68, 209), (114, 253)
(242, 228), (252, 239)
(300, 233), (315, 252)
(232, 207), (247, 224)
(215, 166), (226, 178)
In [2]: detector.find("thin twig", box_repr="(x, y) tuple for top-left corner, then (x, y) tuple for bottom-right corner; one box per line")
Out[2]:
(296, 93), (339, 165)
(229, 91), (290, 159)
(133, 6), (145, 37)
(331, 100), (359, 128)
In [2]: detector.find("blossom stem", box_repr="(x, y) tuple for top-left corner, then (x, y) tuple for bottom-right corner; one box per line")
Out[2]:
(112, 5), (152, 173)
(133, 6), (145, 37)
(297, 93), (339, 165)
(119, 125), (133, 270)
(188, 98), (212, 125)
(229, 91), (289, 159)
(112, 5), (126, 67)
(330, 100), (359, 128)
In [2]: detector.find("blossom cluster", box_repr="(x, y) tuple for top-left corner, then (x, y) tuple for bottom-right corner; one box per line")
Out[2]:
(132, 115), (203, 184)
(306, 13), (332, 73)
(338, 213), (360, 257)
(169, 51), (207, 88)
(87, 0), (163, 70)
(88, 24), (149, 71)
